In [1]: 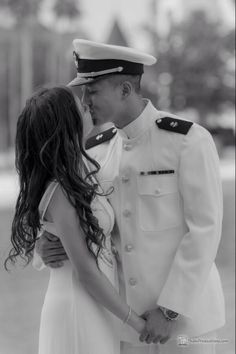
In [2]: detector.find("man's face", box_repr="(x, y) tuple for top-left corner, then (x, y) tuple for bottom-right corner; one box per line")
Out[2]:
(81, 78), (123, 126)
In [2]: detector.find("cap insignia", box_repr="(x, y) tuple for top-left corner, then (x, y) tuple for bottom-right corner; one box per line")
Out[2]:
(170, 121), (178, 128)
(96, 134), (103, 141)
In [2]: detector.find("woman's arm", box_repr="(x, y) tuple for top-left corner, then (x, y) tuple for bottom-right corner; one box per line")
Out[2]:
(46, 185), (145, 333)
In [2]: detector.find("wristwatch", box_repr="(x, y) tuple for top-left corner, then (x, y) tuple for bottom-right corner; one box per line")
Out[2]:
(159, 306), (179, 321)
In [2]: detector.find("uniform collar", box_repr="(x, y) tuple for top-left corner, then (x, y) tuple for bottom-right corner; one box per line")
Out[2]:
(120, 99), (157, 139)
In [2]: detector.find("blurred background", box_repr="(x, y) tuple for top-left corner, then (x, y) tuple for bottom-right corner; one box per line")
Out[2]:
(0, 0), (235, 353)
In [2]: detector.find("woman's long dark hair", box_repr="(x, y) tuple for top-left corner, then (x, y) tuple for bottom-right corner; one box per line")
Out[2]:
(5, 86), (105, 269)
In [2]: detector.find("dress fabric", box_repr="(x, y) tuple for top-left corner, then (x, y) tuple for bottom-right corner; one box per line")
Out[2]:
(38, 181), (119, 354)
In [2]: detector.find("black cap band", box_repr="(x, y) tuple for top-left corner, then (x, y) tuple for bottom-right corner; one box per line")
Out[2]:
(73, 52), (143, 77)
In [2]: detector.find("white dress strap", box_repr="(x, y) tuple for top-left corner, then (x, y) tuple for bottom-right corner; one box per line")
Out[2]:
(39, 181), (59, 221)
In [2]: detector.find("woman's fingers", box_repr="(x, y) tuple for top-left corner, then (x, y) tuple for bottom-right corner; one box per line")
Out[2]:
(153, 335), (162, 344)
(44, 260), (65, 268)
(160, 335), (170, 344)
(35, 230), (68, 266)
(42, 252), (68, 263)
(44, 231), (60, 242)
(146, 333), (156, 344)
(139, 329), (149, 342)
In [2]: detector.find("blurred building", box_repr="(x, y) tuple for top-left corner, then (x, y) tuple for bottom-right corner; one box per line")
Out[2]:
(106, 18), (129, 46)
(155, 0), (234, 35)
(0, 23), (88, 152)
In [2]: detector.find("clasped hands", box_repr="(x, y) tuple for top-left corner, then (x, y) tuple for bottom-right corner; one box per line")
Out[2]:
(35, 231), (69, 267)
(36, 232), (174, 345)
(139, 308), (175, 345)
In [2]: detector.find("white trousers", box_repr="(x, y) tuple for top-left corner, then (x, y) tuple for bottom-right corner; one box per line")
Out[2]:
(121, 342), (216, 354)
(120, 342), (160, 354)
(121, 332), (216, 354)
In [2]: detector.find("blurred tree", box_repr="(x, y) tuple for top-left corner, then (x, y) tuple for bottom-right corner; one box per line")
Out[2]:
(144, 10), (235, 125)
(53, 0), (80, 19)
(1, 0), (41, 20)
(167, 11), (234, 122)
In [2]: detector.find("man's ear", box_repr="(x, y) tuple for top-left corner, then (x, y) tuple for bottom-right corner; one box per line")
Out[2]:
(121, 81), (132, 98)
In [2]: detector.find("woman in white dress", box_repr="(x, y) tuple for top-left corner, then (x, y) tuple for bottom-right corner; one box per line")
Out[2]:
(5, 86), (145, 354)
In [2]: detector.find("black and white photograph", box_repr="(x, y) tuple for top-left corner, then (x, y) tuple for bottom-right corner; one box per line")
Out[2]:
(0, 0), (235, 353)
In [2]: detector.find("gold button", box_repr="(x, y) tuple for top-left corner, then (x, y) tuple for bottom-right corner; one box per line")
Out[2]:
(122, 175), (129, 183)
(125, 244), (133, 252)
(155, 188), (161, 195)
(129, 278), (137, 286)
(123, 144), (132, 151)
(123, 209), (131, 217)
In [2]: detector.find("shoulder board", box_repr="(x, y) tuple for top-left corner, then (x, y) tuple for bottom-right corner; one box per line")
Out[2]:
(156, 117), (193, 135)
(85, 127), (117, 150)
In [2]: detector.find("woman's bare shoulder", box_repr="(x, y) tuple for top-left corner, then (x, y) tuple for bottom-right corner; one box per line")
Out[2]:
(47, 183), (76, 222)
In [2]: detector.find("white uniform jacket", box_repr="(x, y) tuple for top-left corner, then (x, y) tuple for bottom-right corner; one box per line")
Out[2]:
(87, 100), (225, 343)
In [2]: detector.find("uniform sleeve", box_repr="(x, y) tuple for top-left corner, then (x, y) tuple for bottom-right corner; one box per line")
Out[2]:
(157, 128), (223, 317)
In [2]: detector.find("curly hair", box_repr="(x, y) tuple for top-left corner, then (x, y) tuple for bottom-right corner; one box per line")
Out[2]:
(5, 86), (106, 269)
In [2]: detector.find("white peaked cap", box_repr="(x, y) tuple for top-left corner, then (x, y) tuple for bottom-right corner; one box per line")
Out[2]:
(68, 39), (157, 87)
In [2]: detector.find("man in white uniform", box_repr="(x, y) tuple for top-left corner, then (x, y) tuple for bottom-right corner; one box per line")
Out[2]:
(36, 39), (225, 354)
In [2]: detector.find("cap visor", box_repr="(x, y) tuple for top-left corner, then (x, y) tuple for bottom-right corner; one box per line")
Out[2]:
(67, 76), (95, 87)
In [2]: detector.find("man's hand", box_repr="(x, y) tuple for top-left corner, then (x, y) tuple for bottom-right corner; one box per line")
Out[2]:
(139, 307), (176, 344)
(35, 231), (68, 268)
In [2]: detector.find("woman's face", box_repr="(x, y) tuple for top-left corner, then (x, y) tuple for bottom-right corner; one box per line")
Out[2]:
(73, 94), (94, 138)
